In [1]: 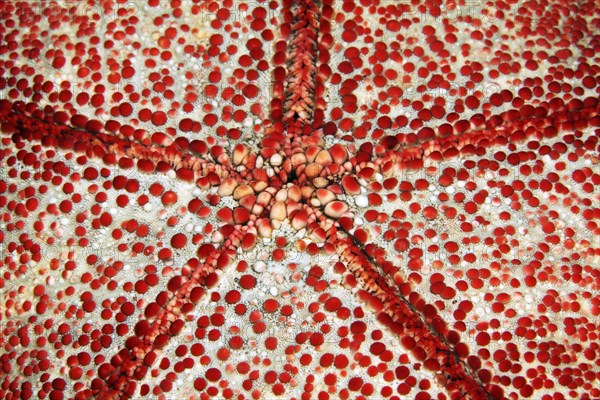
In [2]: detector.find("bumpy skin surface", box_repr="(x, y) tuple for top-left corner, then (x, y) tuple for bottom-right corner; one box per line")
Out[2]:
(1, 1), (599, 400)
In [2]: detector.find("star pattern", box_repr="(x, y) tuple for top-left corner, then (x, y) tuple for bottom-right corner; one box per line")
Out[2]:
(1, 1), (599, 400)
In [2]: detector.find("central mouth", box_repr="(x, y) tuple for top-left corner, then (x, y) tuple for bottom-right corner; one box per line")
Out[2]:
(286, 168), (298, 184)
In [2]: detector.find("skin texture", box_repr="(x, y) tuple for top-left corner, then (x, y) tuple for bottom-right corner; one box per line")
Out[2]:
(0, 1), (599, 399)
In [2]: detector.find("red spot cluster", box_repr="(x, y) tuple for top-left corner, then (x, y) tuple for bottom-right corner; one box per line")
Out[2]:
(0, 0), (599, 399)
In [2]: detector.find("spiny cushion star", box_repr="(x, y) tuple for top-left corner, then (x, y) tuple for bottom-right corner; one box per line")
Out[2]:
(0, 1), (599, 400)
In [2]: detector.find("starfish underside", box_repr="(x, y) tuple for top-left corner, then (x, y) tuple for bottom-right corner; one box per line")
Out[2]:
(0, 1), (599, 400)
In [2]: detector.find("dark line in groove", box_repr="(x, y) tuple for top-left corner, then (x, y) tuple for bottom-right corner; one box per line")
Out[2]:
(89, 245), (239, 399)
(0, 102), (241, 181)
(281, 1), (321, 132)
(337, 224), (496, 400)
(387, 102), (600, 156)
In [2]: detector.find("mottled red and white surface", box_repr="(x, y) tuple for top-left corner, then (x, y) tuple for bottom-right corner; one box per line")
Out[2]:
(0, 0), (599, 400)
